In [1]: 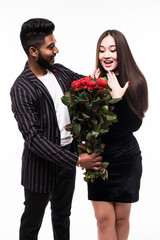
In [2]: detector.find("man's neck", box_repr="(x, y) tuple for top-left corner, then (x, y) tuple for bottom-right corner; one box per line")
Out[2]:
(28, 59), (47, 78)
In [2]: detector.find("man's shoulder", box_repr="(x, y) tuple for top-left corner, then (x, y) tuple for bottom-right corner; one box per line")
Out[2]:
(11, 68), (24, 86)
(11, 69), (28, 88)
(10, 64), (35, 95)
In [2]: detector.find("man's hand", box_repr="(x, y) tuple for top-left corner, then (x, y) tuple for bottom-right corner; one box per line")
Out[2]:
(77, 152), (102, 170)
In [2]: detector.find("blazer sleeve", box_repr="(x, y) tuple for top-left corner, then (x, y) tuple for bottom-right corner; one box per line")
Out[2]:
(10, 83), (78, 169)
(53, 63), (85, 86)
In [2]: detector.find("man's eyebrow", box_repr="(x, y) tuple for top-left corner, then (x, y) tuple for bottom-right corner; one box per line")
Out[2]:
(47, 43), (55, 48)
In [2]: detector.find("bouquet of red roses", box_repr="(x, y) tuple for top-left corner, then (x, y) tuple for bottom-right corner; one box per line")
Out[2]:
(61, 76), (121, 182)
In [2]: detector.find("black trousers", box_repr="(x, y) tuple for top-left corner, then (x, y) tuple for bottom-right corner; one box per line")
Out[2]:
(19, 166), (76, 240)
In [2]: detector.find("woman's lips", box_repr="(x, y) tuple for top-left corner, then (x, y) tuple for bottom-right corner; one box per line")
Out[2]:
(103, 61), (113, 68)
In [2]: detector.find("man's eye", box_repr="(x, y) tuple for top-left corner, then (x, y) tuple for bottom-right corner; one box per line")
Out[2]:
(48, 44), (55, 50)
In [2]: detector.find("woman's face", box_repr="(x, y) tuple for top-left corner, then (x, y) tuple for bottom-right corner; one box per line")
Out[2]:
(99, 35), (118, 72)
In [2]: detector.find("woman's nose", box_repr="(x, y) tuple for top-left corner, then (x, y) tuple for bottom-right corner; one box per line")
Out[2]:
(104, 50), (110, 58)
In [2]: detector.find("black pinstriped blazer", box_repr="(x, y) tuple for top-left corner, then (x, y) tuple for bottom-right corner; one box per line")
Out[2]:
(10, 63), (84, 193)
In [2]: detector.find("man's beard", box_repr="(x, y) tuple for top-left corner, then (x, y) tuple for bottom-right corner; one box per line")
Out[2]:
(37, 50), (54, 69)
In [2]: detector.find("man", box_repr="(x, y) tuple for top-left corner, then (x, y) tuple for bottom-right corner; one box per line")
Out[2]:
(10, 18), (102, 240)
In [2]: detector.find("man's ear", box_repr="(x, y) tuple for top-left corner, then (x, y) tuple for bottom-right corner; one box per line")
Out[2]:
(29, 46), (38, 58)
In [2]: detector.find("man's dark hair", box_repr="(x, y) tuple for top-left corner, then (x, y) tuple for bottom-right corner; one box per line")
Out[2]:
(20, 18), (55, 55)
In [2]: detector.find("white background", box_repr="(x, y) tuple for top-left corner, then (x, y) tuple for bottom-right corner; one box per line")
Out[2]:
(0, 0), (160, 239)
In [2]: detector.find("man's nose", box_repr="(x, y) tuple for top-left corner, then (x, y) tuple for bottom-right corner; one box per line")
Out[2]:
(53, 46), (59, 54)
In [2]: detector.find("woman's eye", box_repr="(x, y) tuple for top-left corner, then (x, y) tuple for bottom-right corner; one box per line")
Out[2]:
(110, 49), (116, 52)
(99, 50), (104, 53)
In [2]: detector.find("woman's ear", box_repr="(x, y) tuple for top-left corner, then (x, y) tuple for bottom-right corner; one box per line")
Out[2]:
(29, 46), (38, 58)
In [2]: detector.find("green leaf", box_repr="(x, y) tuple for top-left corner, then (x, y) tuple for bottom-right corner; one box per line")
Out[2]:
(100, 105), (109, 114)
(90, 119), (98, 125)
(86, 132), (92, 140)
(92, 97), (100, 103)
(75, 97), (88, 103)
(99, 128), (109, 134)
(85, 102), (92, 110)
(73, 115), (79, 120)
(73, 123), (81, 135)
(106, 94), (111, 100)
(91, 131), (99, 138)
(61, 95), (71, 106)
(93, 122), (102, 132)
(102, 162), (109, 169)
(100, 77), (108, 81)
(75, 92), (89, 103)
(86, 148), (91, 153)
(64, 124), (73, 131)
(82, 113), (90, 118)
(109, 98), (122, 104)
(92, 103), (100, 112)
(106, 112), (117, 121)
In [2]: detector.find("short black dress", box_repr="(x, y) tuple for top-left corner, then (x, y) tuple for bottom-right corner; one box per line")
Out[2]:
(88, 97), (142, 203)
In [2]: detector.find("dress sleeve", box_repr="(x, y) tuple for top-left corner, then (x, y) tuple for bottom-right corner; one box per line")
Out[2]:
(112, 98), (142, 132)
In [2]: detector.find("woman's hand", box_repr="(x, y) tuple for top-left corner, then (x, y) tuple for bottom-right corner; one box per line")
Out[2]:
(91, 68), (100, 78)
(107, 71), (129, 99)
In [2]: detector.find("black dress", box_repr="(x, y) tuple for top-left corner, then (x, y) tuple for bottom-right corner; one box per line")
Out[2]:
(88, 97), (142, 203)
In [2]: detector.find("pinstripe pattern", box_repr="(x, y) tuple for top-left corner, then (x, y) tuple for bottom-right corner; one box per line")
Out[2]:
(10, 63), (84, 193)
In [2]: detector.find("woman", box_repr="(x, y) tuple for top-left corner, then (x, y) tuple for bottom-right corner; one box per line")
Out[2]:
(88, 30), (148, 240)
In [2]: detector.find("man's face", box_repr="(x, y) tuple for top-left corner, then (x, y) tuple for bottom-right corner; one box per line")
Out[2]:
(37, 34), (59, 69)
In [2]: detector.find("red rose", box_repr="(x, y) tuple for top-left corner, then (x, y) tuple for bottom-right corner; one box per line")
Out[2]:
(71, 77), (108, 91)
(71, 80), (81, 90)
(87, 80), (97, 91)
(97, 78), (107, 89)
(80, 78), (90, 88)
(71, 77), (94, 91)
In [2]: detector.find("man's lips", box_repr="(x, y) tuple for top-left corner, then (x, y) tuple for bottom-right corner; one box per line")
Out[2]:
(50, 55), (56, 62)
(51, 55), (55, 59)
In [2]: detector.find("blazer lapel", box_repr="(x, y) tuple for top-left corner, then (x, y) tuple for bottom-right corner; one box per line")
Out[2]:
(49, 65), (69, 93)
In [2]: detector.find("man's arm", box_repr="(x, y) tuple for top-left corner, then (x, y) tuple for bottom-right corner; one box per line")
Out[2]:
(10, 84), (102, 169)
(10, 84), (78, 169)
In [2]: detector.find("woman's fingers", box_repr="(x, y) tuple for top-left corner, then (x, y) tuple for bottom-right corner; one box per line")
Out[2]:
(91, 70), (96, 78)
(107, 71), (129, 98)
(107, 71), (119, 88)
(91, 69), (101, 78)
(123, 81), (129, 92)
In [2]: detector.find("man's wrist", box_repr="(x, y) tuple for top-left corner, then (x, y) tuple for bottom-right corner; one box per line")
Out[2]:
(77, 155), (81, 167)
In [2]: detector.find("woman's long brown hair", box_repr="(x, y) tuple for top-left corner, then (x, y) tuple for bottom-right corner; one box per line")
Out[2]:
(96, 30), (148, 120)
